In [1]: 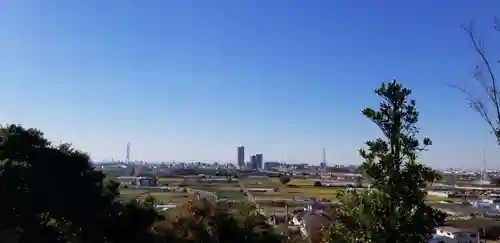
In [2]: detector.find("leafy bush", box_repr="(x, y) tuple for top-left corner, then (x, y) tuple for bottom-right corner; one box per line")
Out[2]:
(279, 175), (291, 185)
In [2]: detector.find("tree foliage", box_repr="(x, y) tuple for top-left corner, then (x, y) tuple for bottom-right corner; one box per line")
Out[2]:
(452, 19), (500, 144)
(0, 124), (159, 243)
(491, 177), (500, 186)
(152, 199), (282, 243)
(325, 80), (446, 243)
(279, 175), (291, 185)
(0, 124), (287, 243)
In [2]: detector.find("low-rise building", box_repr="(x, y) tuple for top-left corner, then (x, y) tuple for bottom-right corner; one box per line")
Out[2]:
(434, 226), (479, 243)
(299, 210), (333, 243)
(291, 203), (334, 243)
(116, 176), (156, 186)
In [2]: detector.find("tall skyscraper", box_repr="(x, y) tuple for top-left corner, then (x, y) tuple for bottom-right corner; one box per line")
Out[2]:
(126, 142), (131, 163)
(250, 155), (257, 170)
(320, 148), (327, 169)
(255, 153), (263, 170)
(237, 145), (245, 169)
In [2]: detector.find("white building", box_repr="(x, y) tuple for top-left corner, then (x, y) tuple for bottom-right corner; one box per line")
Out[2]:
(116, 176), (155, 186)
(434, 226), (479, 243)
(155, 204), (177, 212)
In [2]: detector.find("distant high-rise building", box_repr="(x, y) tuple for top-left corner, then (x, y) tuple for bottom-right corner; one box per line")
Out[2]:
(237, 145), (245, 169)
(250, 155), (257, 170)
(320, 148), (327, 169)
(126, 142), (131, 163)
(255, 153), (263, 170)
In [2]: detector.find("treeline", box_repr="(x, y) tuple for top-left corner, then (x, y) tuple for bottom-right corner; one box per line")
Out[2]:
(0, 124), (291, 243)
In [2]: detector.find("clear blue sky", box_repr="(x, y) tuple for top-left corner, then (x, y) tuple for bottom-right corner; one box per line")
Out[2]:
(1, 1), (499, 168)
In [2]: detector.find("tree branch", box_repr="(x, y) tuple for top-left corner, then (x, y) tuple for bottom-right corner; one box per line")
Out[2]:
(448, 84), (498, 142)
(452, 21), (500, 144)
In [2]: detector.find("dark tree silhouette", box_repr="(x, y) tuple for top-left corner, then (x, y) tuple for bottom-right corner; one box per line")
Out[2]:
(0, 124), (159, 243)
(325, 80), (446, 243)
(0, 124), (290, 243)
(492, 177), (500, 185)
(279, 175), (291, 185)
(152, 199), (283, 243)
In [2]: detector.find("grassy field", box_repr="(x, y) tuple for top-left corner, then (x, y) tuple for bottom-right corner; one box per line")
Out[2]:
(138, 176), (450, 212)
(157, 177), (185, 185)
(242, 177), (281, 188)
(243, 177), (341, 201)
(188, 178), (245, 200)
(116, 176), (450, 218)
(250, 186), (341, 202)
(157, 176), (246, 200)
(118, 187), (195, 206)
(288, 178), (319, 186)
(243, 177), (447, 203)
(137, 191), (195, 205)
(425, 194), (453, 201)
(119, 188), (149, 201)
(190, 185), (246, 200)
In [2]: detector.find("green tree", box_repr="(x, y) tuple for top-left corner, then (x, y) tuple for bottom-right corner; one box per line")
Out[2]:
(492, 177), (500, 186)
(325, 80), (446, 243)
(0, 124), (159, 243)
(279, 175), (291, 185)
(0, 125), (107, 242)
(102, 199), (161, 243)
(143, 194), (157, 207)
(451, 20), (500, 144)
(152, 199), (282, 243)
(0, 123), (295, 243)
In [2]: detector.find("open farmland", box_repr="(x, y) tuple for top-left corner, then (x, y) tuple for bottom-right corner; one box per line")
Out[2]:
(244, 177), (343, 200)
(190, 185), (245, 200)
(120, 175), (450, 215)
(288, 178), (324, 186)
(158, 176), (246, 200)
(187, 178), (245, 200)
(425, 194), (454, 201)
(119, 188), (149, 201)
(240, 177), (335, 214)
(249, 183), (341, 201)
(241, 177), (449, 215)
(137, 191), (195, 205)
(118, 187), (196, 206)
(241, 176), (281, 188)
(157, 177), (185, 185)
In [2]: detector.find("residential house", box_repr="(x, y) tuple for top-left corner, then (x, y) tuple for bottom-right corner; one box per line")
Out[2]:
(434, 226), (479, 243)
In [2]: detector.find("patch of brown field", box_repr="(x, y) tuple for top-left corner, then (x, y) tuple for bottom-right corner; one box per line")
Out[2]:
(138, 191), (195, 205)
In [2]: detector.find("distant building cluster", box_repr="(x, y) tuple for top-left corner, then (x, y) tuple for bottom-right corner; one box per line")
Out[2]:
(250, 153), (263, 170)
(237, 145), (263, 171)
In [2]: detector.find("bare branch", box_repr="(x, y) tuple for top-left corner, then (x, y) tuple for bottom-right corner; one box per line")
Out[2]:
(448, 84), (499, 143)
(461, 24), (500, 119)
(493, 16), (500, 32)
(455, 20), (500, 145)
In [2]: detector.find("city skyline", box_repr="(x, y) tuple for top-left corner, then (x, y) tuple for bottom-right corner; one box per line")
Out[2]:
(92, 142), (494, 171)
(1, 1), (499, 168)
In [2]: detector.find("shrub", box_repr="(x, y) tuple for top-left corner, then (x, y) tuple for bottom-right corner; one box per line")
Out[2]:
(279, 175), (291, 185)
